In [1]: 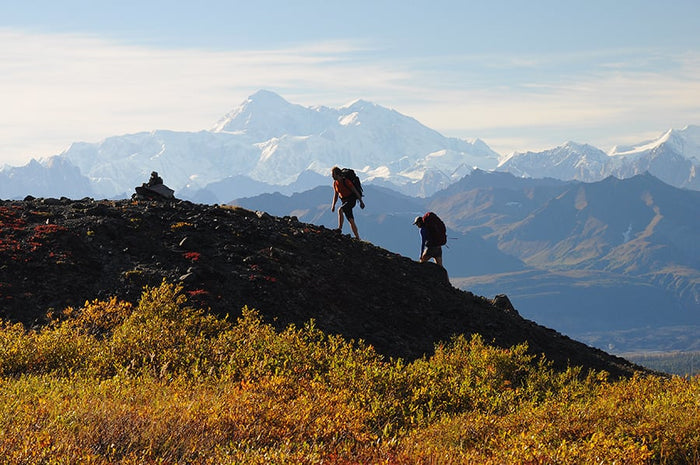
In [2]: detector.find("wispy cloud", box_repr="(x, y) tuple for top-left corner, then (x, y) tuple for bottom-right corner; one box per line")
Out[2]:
(395, 49), (700, 153)
(1, 28), (699, 165)
(0, 29), (413, 164)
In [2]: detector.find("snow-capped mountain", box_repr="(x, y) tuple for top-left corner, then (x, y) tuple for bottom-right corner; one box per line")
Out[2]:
(607, 126), (700, 188)
(610, 126), (700, 160)
(1, 89), (698, 201)
(0, 157), (93, 200)
(0, 90), (499, 201)
(211, 90), (499, 190)
(497, 126), (700, 190)
(496, 142), (610, 181)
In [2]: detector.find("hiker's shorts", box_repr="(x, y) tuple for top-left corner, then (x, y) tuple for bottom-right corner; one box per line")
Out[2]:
(340, 197), (357, 220)
(423, 246), (442, 259)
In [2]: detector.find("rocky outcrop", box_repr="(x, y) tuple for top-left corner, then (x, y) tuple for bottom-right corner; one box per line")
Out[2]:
(0, 197), (642, 377)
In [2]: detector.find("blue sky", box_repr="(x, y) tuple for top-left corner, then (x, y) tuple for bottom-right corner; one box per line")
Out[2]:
(2, 0), (700, 165)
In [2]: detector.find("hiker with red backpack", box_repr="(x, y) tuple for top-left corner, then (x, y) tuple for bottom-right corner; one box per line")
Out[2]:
(413, 212), (447, 267)
(331, 166), (365, 239)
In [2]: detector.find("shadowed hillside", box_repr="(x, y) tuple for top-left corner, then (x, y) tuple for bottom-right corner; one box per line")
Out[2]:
(0, 196), (642, 377)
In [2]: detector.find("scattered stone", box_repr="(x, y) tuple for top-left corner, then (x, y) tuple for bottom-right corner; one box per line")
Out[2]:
(492, 294), (518, 315)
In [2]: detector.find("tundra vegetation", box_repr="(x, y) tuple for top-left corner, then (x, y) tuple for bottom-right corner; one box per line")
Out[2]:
(0, 282), (697, 464)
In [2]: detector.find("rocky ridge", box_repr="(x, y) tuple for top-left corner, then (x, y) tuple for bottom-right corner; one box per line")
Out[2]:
(0, 197), (642, 377)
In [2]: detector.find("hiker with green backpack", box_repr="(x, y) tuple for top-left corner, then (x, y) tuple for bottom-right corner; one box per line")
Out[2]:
(413, 212), (446, 267)
(331, 166), (365, 239)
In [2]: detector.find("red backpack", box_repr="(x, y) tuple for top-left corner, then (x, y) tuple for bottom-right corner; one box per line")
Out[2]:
(422, 212), (447, 246)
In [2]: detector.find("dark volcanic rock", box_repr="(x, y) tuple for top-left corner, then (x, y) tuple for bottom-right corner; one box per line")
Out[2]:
(0, 198), (642, 377)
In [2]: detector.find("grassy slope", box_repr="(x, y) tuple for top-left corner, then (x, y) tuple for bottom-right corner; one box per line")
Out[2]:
(0, 282), (697, 464)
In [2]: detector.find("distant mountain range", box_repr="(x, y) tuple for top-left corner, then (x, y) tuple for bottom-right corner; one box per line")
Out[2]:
(233, 170), (699, 353)
(0, 90), (498, 200)
(0, 90), (698, 201)
(432, 171), (700, 352)
(497, 128), (700, 190)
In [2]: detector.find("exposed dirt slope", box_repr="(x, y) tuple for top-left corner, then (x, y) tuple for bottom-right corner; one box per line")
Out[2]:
(0, 197), (642, 377)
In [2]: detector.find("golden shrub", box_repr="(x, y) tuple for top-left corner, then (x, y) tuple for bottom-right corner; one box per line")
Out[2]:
(0, 281), (697, 463)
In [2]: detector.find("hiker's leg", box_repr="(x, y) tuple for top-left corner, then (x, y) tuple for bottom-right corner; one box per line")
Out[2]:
(340, 201), (354, 234)
(348, 218), (360, 239)
(434, 246), (444, 267)
(337, 209), (344, 230)
(422, 246), (443, 266)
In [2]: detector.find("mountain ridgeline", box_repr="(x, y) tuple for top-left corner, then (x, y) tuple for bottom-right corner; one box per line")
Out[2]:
(233, 170), (700, 353)
(0, 196), (640, 378)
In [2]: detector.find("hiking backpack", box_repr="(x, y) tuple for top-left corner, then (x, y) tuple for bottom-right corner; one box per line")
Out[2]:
(422, 212), (447, 246)
(340, 168), (363, 197)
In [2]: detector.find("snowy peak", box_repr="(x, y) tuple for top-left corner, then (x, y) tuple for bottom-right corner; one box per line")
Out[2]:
(247, 89), (290, 105)
(561, 141), (598, 152)
(212, 89), (331, 139)
(610, 125), (700, 161)
(498, 126), (699, 190)
(208, 90), (500, 191)
(497, 140), (609, 180)
(666, 125), (700, 162)
(337, 97), (440, 139)
(609, 130), (672, 157)
(340, 98), (375, 111)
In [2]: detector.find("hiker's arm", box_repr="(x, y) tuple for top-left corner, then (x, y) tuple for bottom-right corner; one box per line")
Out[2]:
(419, 228), (428, 260)
(331, 191), (339, 211)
